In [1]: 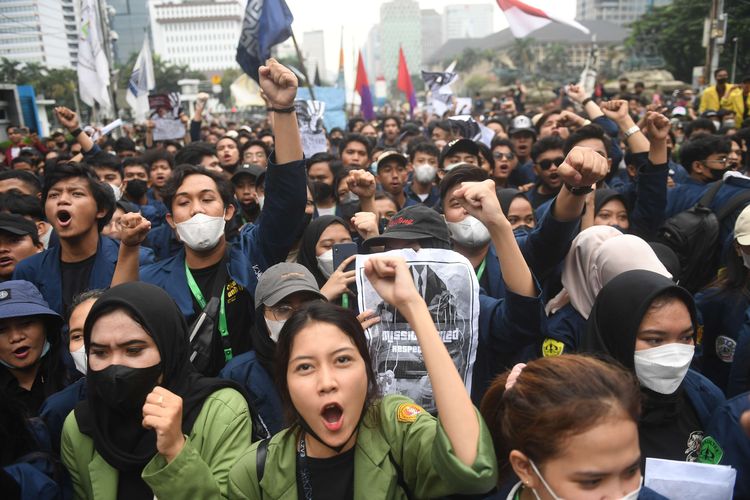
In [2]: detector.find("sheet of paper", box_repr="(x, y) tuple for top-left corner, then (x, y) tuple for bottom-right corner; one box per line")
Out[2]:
(645, 457), (736, 500)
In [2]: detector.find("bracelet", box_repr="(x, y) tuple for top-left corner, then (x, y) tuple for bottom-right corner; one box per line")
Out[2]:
(565, 184), (594, 196)
(70, 127), (82, 137)
(268, 106), (296, 114)
(623, 125), (641, 139)
(582, 97), (593, 106)
(582, 119), (592, 126)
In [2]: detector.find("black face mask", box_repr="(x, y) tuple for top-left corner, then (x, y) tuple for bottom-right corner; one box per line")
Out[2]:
(125, 179), (148, 200)
(89, 363), (162, 410)
(707, 166), (729, 182)
(513, 225), (533, 237)
(330, 138), (343, 151)
(717, 78), (728, 86)
(620, 84), (628, 92)
(312, 181), (334, 203)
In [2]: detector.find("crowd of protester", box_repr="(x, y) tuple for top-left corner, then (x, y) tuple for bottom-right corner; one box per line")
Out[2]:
(1, 59), (750, 499)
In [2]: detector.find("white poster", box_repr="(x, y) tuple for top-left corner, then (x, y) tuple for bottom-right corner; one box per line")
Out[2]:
(356, 249), (480, 413)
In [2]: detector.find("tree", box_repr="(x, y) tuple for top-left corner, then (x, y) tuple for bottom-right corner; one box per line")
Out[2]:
(627, 0), (750, 82)
(510, 38), (536, 72)
(0, 58), (79, 111)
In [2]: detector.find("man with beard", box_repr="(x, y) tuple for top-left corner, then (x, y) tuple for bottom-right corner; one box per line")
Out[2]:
(232, 164), (264, 225)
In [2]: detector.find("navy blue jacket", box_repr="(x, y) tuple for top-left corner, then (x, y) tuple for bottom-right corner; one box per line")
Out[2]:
(729, 306), (750, 397)
(695, 288), (749, 394)
(146, 222), (181, 261)
(13, 235), (154, 316)
(403, 183), (440, 208)
(683, 369), (726, 424)
(140, 155), (307, 320)
(541, 302), (587, 355)
(705, 392), (750, 499)
(472, 287), (547, 404)
(38, 377), (86, 453)
(218, 351), (284, 436)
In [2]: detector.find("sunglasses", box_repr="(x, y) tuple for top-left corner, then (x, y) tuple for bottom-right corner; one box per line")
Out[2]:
(493, 151), (515, 160)
(538, 157), (565, 170)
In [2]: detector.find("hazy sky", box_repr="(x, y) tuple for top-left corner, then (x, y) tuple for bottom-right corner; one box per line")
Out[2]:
(284, 0), (577, 81)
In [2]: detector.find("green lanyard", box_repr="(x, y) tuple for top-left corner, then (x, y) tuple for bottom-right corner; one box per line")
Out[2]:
(341, 292), (349, 309)
(476, 258), (487, 282)
(184, 262), (232, 362)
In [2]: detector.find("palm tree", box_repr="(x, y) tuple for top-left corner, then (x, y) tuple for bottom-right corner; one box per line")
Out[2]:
(0, 58), (23, 83)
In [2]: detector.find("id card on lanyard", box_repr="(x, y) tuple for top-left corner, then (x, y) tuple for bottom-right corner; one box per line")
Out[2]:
(185, 261), (233, 362)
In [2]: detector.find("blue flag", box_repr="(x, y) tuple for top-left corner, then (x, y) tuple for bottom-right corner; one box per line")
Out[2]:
(236, 0), (294, 83)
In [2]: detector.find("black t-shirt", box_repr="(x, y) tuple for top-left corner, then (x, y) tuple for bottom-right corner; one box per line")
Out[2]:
(188, 261), (254, 376)
(639, 389), (704, 466)
(528, 185), (558, 209)
(300, 446), (355, 500)
(61, 254), (96, 315)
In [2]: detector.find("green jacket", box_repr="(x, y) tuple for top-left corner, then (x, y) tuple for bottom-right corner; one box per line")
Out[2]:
(227, 394), (498, 499)
(61, 388), (252, 499)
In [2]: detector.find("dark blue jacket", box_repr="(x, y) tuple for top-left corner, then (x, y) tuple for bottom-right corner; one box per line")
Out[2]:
(146, 222), (181, 261)
(683, 369), (726, 425)
(729, 306), (750, 397)
(403, 183), (440, 208)
(669, 160), (689, 185)
(472, 287), (547, 404)
(13, 236), (154, 315)
(705, 392), (750, 499)
(38, 377), (87, 453)
(542, 302), (587, 355)
(140, 155), (307, 319)
(218, 351), (284, 436)
(695, 288), (749, 394)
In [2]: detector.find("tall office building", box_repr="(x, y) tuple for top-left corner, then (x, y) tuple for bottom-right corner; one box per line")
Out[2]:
(379, 0), (421, 85)
(110, 0), (150, 64)
(302, 30), (327, 83)
(0, 0), (79, 68)
(421, 9), (443, 62)
(444, 4), (493, 40)
(149, 0), (244, 72)
(576, 0), (672, 26)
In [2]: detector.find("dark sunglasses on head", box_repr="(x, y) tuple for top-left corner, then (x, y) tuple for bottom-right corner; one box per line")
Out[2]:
(538, 157), (565, 170)
(493, 151), (515, 160)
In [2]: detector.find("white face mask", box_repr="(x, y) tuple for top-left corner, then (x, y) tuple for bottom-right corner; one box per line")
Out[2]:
(265, 317), (286, 342)
(108, 183), (122, 201)
(317, 249), (334, 278)
(175, 212), (226, 251)
(257, 195), (265, 210)
(71, 345), (87, 375)
(741, 251), (750, 270)
(446, 215), (491, 249)
(529, 460), (642, 500)
(712, 120), (722, 132)
(413, 163), (437, 184)
(634, 343), (695, 394)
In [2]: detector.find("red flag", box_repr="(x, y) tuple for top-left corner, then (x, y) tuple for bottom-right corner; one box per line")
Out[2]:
(397, 47), (416, 115)
(495, 0), (589, 38)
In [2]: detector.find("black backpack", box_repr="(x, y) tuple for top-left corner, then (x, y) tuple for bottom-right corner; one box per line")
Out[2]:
(656, 181), (750, 292)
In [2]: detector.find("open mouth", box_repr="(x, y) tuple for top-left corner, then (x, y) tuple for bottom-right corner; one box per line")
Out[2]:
(13, 346), (30, 359)
(0, 256), (14, 266)
(321, 403), (344, 432)
(57, 210), (72, 227)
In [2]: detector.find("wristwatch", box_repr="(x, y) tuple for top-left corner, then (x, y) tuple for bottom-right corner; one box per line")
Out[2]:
(623, 125), (641, 139)
(565, 184), (594, 196)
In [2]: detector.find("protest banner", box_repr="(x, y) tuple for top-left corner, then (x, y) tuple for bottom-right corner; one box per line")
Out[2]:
(149, 93), (184, 141)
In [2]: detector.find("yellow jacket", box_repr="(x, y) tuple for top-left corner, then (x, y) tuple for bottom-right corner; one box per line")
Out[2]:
(699, 84), (735, 113)
(721, 86), (750, 128)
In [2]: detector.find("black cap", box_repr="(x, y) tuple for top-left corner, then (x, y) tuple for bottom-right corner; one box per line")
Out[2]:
(0, 213), (37, 237)
(232, 164), (265, 183)
(362, 205), (450, 248)
(440, 138), (480, 167)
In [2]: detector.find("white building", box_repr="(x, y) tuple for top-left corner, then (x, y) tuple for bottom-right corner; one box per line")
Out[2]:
(576, 0), (672, 26)
(149, 0), (243, 72)
(379, 0), (421, 85)
(0, 0), (79, 68)
(302, 30), (326, 83)
(444, 4), (493, 41)
(421, 9), (443, 62)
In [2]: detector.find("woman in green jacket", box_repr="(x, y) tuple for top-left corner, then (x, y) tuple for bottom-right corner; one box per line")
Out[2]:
(61, 282), (252, 499)
(228, 252), (498, 499)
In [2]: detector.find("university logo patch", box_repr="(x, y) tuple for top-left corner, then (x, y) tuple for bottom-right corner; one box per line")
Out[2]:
(715, 335), (736, 363)
(0, 289), (11, 300)
(542, 338), (564, 357)
(698, 436), (723, 464)
(396, 403), (424, 423)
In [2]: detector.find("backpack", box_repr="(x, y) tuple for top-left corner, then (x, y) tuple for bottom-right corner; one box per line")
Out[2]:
(656, 181), (750, 292)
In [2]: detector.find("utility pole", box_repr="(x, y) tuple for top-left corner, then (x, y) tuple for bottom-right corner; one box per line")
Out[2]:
(704, 0), (726, 85)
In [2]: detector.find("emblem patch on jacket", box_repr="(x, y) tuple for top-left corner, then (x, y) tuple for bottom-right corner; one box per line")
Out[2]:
(542, 338), (564, 357)
(396, 403), (424, 423)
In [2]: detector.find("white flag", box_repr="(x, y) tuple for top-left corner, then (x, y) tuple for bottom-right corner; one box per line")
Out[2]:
(78, 0), (112, 113)
(126, 36), (155, 122)
(496, 0), (590, 38)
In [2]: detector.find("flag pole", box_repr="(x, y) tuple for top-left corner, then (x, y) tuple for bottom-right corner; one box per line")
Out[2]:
(290, 30), (317, 102)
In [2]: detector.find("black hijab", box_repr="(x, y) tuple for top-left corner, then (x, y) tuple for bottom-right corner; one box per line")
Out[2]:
(249, 304), (276, 377)
(496, 188), (526, 218)
(594, 188), (629, 217)
(297, 215), (348, 287)
(75, 282), (239, 499)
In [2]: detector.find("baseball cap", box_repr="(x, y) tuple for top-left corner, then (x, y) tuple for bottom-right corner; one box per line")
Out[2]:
(376, 150), (407, 171)
(440, 138), (480, 163)
(254, 262), (326, 309)
(509, 115), (537, 137)
(0, 213), (37, 237)
(362, 205), (450, 248)
(671, 106), (687, 117)
(735, 205), (750, 245)
(0, 280), (62, 329)
(232, 164), (265, 183)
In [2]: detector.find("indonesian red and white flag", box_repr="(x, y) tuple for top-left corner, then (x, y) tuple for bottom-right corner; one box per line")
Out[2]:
(496, 0), (590, 38)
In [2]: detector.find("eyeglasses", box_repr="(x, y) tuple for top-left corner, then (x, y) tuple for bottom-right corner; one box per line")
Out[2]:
(703, 157), (729, 165)
(268, 299), (323, 320)
(538, 157), (565, 170)
(493, 151), (515, 160)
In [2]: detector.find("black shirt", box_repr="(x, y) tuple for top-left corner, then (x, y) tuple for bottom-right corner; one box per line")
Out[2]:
(187, 261), (254, 376)
(61, 254), (96, 315)
(639, 389), (704, 466)
(301, 446), (355, 500)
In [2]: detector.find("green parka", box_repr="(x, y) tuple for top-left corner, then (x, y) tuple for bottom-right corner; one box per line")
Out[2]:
(61, 387), (252, 499)
(227, 394), (498, 499)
